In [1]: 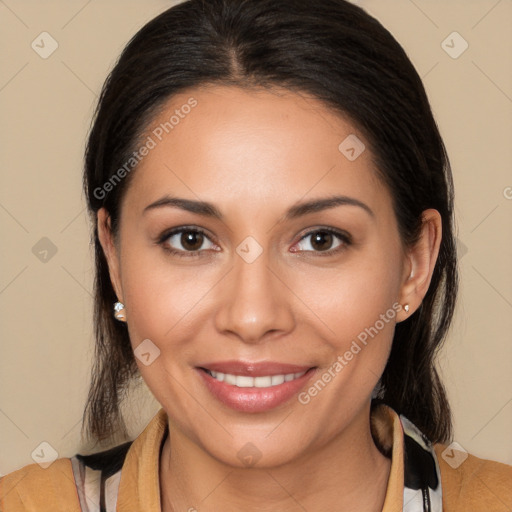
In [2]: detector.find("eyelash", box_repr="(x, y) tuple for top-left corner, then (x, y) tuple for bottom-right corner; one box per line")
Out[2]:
(157, 226), (352, 259)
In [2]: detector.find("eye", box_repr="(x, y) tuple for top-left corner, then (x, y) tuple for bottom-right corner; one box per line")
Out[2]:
(157, 226), (351, 259)
(158, 227), (217, 257)
(292, 228), (351, 255)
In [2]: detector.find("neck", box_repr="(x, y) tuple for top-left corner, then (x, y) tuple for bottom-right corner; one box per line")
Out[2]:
(159, 406), (391, 512)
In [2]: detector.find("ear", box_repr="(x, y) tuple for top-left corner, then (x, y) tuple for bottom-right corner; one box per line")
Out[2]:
(397, 209), (442, 322)
(97, 207), (124, 302)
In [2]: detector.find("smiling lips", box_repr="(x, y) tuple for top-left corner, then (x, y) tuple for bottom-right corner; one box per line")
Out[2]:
(196, 361), (316, 412)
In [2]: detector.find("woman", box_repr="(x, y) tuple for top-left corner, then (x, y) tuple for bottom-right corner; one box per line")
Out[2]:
(1, 0), (511, 510)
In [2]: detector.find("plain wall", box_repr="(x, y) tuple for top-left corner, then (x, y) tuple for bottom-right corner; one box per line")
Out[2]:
(1, 0), (511, 475)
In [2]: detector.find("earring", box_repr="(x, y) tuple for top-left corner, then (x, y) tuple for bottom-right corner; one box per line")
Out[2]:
(114, 301), (126, 322)
(404, 304), (410, 313)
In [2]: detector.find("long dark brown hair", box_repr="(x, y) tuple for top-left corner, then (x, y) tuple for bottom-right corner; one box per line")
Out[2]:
(82, 0), (458, 445)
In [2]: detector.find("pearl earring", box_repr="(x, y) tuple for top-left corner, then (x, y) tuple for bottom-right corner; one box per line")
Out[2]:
(114, 301), (126, 322)
(404, 304), (410, 313)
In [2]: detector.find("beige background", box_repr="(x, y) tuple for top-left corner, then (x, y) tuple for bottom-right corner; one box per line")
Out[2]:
(0, 0), (511, 475)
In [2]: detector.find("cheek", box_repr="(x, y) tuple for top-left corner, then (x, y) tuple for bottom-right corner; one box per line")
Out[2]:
(292, 259), (401, 422)
(121, 256), (168, 344)
(295, 251), (402, 347)
(118, 251), (208, 407)
(119, 248), (216, 349)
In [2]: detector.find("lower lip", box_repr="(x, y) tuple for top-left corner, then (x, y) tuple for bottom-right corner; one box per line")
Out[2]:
(196, 368), (316, 413)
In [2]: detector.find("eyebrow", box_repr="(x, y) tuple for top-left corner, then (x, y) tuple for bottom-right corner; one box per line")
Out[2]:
(142, 194), (374, 220)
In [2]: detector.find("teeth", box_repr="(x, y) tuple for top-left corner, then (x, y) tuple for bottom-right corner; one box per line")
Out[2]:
(271, 375), (285, 386)
(208, 370), (306, 388)
(255, 376), (271, 387)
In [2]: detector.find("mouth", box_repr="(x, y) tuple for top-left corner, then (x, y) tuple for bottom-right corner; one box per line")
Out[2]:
(195, 361), (317, 413)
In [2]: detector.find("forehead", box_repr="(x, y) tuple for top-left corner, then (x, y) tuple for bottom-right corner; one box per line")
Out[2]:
(122, 85), (387, 217)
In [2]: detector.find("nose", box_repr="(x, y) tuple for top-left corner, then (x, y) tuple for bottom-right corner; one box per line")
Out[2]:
(214, 247), (296, 344)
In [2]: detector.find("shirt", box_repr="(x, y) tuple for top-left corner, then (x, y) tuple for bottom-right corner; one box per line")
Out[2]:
(1, 403), (511, 511)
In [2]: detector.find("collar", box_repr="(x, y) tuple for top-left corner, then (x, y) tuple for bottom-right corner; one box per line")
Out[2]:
(116, 404), (442, 511)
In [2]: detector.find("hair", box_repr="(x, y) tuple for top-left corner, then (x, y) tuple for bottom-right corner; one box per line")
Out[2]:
(82, 0), (458, 445)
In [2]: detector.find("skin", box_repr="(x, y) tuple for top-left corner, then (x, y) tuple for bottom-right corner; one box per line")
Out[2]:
(98, 85), (442, 511)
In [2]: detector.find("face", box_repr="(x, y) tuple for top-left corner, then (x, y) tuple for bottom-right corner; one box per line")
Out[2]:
(99, 85), (422, 468)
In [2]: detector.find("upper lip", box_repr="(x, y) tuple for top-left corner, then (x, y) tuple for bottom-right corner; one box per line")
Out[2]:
(198, 360), (315, 377)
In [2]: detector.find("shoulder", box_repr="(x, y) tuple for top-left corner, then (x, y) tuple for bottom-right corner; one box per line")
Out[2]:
(0, 458), (81, 511)
(0, 442), (133, 512)
(434, 443), (512, 511)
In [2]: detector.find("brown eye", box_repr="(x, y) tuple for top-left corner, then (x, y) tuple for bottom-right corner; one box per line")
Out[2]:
(160, 227), (216, 256)
(310, 231), (334, 251)
(294, 228), (351, 255)
(180, 230), (204, 251)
